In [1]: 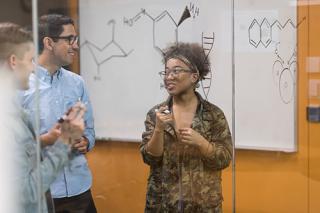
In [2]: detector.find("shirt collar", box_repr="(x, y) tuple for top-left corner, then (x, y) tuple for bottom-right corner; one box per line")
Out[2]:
(35, 64), (62, 80)
(161, 92), (206, 136)
(164, 91), (205, 115)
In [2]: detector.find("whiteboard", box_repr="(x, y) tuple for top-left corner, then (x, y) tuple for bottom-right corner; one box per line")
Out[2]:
(79, 0), (298, 152)
(234, 0), (300, 152)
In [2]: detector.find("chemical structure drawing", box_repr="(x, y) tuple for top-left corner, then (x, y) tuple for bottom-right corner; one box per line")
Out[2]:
(248, 17), (306, 104)
(123, 4), (214, 100)
(123, 5), (196, 55)
(272, 58), (296, 104)
(80, 19), (133, 80)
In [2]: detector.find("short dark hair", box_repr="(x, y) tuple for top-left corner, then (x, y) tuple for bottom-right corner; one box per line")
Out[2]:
(0, 22), (33, 61)
(162, 42), (211, 81)
(38, 14), (74, 53)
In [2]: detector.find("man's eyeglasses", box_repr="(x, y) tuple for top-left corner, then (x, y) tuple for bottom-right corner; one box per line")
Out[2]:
(51, 35), (79, 45)
(159, 67), (192, 79)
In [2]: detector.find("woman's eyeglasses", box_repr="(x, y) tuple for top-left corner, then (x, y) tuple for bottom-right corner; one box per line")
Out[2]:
(158, 67), (192, 79)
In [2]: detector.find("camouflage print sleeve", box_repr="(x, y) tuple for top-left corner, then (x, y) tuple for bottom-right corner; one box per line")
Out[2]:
(140, 110), (163, 166)
(202, 108), (233, 170)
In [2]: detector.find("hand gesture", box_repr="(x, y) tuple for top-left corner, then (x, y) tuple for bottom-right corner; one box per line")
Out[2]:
(154, 106), (173, 132)
(178, 127), (204, 146)
(40, 123), (62, 146)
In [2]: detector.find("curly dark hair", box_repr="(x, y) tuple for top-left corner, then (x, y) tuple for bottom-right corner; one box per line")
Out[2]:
(162, 42), (211, 81)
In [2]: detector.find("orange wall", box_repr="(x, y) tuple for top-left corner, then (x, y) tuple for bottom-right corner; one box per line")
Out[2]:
(84, 2), (320, 213)
(87, 141), (148, 213)
(224, 4), (311, 213)
(307, 3), (320, 212)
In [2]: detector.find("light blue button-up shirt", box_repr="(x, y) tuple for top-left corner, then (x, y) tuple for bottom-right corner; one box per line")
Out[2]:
(20, 65), (95, 198)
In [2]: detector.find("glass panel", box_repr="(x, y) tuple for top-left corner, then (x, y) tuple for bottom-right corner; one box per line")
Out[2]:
(52, 0), (319, 212)
(8, 0), (320, 212)
(78, 0), (234, 212)
(306, 2), (320, 213)
(0, 0), (40, 212)
(233, 0), (313, 212)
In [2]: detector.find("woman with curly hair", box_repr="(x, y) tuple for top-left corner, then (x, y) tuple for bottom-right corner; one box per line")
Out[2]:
(141, 42), (232, 213)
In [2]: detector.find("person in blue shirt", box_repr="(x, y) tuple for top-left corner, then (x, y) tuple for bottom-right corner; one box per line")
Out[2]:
(20, 14), (97, 212)
(0, 22), (86, 213)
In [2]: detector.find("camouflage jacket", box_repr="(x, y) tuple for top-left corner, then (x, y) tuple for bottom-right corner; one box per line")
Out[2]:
(141, 93), (232, 213)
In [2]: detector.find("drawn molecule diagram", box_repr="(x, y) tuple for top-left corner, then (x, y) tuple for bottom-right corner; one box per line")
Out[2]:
(123, 6), (195, 55)
(123, 5), (214, 100)
(272, 49), (296, 104)
(248, 17), (306, 104)
(80, 19), (133, 80)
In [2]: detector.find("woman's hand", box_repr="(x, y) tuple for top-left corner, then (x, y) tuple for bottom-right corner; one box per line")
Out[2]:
(154, 106), (173, 132)
(178, 127), (205, 146)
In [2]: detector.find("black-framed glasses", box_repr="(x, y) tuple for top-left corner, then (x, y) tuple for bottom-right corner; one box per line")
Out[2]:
(158, 67), (192, 79)
(51, 35), (79, 45)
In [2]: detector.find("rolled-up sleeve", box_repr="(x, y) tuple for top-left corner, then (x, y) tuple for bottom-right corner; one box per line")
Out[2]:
(140, 110), (163, 166)
(202, 110), (232, 170)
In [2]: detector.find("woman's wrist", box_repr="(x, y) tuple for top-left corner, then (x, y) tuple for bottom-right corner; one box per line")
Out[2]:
(154, 123), (165, 132)
(195, 137), (212, 156)
(194, 135), (206, 148)
(154, 128), (164, 133)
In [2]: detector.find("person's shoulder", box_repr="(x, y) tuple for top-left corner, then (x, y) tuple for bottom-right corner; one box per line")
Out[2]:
(202, 99), (226, 117)
(150, 101), (167, 111)
(60, 68), (84, 82)
(203, 99), (221, 110)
